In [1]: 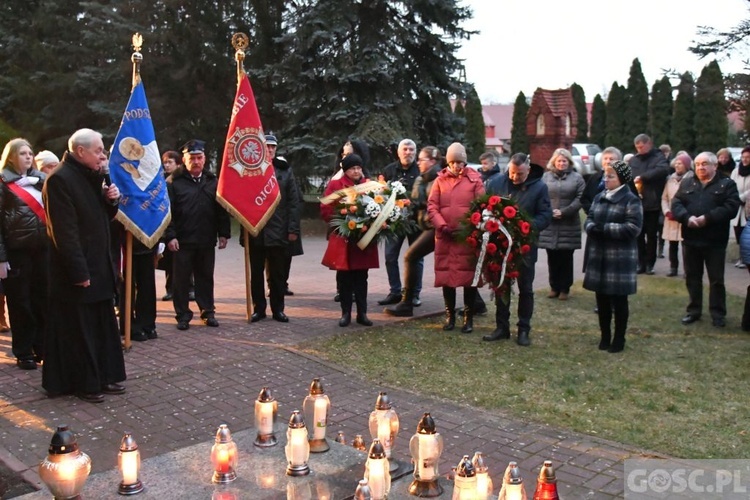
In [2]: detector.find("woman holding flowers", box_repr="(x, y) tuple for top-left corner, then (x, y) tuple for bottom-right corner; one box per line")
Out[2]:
(539, 148), (585, 300)
(320, 154), (379, 327)
(583, 160), (643, 353)
(427, 142), (485, 332)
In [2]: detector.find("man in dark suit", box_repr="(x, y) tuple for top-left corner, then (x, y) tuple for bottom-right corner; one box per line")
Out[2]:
(165, 140), (231, 331)
(42, 128), (126, 403)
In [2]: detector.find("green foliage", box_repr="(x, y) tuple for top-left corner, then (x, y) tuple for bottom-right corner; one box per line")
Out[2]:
(510, 91), (530, 154)
(671, 72), (696, 154)
(624, 58), (649, 141)
(650, 76), (674, 149)
(570, 82), (588, 141)
(606, 82), (629, 153)
(589, 94), (607, 147)
(694, 60), (727, 153)
(0, 117), (18, 147)
(464, 86), (486, 162)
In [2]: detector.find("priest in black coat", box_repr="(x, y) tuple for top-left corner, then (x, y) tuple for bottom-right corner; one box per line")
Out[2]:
(42, 128), (126, 403)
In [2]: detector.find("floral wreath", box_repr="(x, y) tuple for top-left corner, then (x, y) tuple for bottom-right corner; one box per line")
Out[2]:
(323, 178), (418, 249)
(459, 194), (536, 300)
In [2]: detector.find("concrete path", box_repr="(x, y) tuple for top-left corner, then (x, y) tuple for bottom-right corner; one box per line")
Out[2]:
(0, 230), (747, 498)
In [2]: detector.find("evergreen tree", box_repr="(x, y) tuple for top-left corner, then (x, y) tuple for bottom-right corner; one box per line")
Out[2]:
(452, 98), (466, 143)
(694, 60), (727, 153)
(624, 58), (649, 141)
(671, 72), (696, 154)
(589, 94), (607, 147)
(649, 76), (674, 149)
(463, 85), (486, 162)
(570, 83), (588, 141)
(510, 91), (530, 154)
(606, 82), (628, 153)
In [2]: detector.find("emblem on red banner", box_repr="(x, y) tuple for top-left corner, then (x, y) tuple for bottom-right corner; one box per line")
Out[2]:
(226, 127), (270, 177)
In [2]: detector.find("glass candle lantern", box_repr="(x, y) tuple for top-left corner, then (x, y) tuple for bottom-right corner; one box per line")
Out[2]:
(254, 386), (278, 447)
(367, 392), (399, 470)
(451, 455), (476, 500)
(498, 463), (527, 500)
(211, 424), (238, 484)
(472, 451), (492, 499)
(408, 412), (444, 497)
(352, 434), (367, 452)
(334, 431), (347, 445)
(302, 378), (330, 452)
(363, 439), (390, 500)
(354, 478), (372, 500)
(39, 425), (92, 500)
(118, 432), (144, 495)
(532, 460), (559, 500)
(285, 410), (311, 476)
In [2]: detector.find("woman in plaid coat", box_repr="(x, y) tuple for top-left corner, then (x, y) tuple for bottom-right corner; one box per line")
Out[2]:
(583, 161), (643, 353)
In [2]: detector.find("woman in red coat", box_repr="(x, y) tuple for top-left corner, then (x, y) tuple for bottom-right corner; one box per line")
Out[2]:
(427, 143), (485, 332)
(321, 154), (379, 327)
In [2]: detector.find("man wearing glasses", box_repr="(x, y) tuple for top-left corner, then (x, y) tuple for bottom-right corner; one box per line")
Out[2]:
(42, 128), (126, 403)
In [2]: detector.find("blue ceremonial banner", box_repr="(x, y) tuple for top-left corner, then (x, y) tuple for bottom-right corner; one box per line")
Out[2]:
(109, 81), (170, 248)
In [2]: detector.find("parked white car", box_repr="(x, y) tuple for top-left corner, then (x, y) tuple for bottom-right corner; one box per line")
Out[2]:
(571, 143), (602, 178)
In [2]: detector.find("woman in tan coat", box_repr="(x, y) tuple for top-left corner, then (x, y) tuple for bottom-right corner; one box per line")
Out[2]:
(661, 152), (692, 276)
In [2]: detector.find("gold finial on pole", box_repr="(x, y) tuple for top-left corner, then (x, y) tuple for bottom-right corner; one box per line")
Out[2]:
(232, 32), (249, 87)
(131, 33), (143, 88)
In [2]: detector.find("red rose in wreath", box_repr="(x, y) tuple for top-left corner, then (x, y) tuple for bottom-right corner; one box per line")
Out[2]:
(484, 219), (500, 233)
(488, 195), (501, 207)
(519, 221), (531, 235)
(486, 242), (497, 255)
(470, 211), (482, 225)
(503, 205), (517, 218)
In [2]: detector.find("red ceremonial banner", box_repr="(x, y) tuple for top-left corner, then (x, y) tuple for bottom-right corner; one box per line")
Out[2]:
(217, 73), (280, 236)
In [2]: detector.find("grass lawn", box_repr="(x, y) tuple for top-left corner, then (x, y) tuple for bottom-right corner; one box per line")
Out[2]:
(300, 276), (750, 459)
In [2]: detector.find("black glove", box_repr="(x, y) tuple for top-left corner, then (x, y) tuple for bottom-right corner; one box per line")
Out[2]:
(588, 223), (604, 236)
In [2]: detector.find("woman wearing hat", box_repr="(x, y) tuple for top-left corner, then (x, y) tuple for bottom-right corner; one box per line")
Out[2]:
(583, 160), (643, 353)
(427, 142), (485, 332)
(0, 138), (49, 369)
(320, 154), (378, 327)
(661, 152), (693, 277)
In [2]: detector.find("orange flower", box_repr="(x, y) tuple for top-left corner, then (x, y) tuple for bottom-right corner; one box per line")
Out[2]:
(396, 199), (405, 208)
(374, 195), (385, 204)
(348, 220), (357, 230)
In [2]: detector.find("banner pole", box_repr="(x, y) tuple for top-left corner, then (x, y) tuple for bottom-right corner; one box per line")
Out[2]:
(232, 33), (254, 323)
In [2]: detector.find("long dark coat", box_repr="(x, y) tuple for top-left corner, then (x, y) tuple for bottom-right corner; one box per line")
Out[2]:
(42, 152), (125, 394)
(583, 187), (643, 296)
(538, 168), (585, 250)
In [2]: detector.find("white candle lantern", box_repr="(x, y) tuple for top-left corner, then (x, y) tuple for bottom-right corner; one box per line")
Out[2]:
(364, 439), (391, 500)
(117, 432), (144, 495)
(254, 386), (278, 447)
(408, 412), (444, 497)
(210, 424), (238, 483)
(302, 378), (330, 452)
(472, 451), (493, 499)
(451, 455), (476, 500)
(368, 391), (399, 471)
(285, 410), (311, 476)
(39, 425), (92, 500)
(498, 462), (527, 500)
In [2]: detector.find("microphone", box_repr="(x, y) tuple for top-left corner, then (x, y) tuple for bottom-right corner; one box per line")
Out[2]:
(101, 161), (111, 187)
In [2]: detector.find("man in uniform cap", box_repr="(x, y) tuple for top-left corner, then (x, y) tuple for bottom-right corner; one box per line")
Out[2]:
(164, 139), (231, 331)
(247, 134), (301, 323)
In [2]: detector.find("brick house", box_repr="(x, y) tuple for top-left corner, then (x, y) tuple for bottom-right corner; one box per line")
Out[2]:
(526, 87), (577, 167)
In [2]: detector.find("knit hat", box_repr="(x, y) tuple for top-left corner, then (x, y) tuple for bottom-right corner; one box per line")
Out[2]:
(673, 152), (692, 170)
(341, 154), (363, 171)
(446, 142), (467, 163)
(34, 150), (59, 169)
(611, 160), (632, 185)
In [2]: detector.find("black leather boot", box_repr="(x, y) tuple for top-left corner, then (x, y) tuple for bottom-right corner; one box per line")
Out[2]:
(609, 327), (625, 353)
(461, 287), (477, 333)
(442, 287), (456, 331)
(384, 288), (414, 317)
(599, 329), (611, 350)
(743, 285), (750, 332)
(354, 271), (372, 326)
(517, 329), (531, 346)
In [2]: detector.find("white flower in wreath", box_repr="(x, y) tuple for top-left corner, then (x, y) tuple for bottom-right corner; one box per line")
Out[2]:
(365, 202), (381, 218)
(389, 181), (406, 195)
(388, 206), (401, 221)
